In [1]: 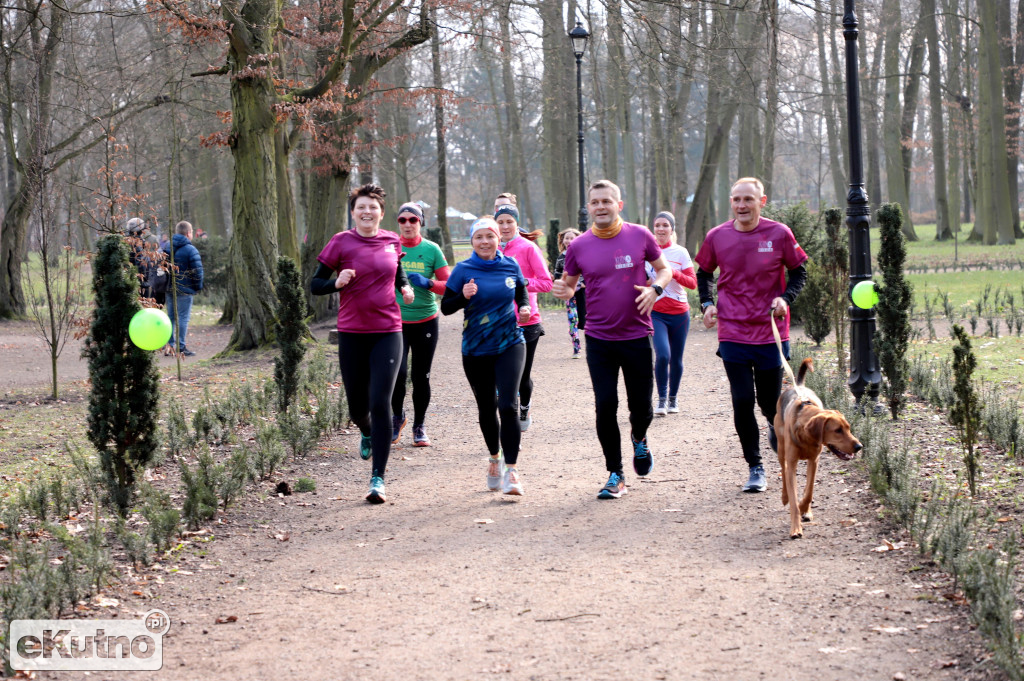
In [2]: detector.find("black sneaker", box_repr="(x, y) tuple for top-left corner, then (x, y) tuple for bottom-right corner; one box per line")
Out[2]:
(768, 425), (778, 453)
(181, 348), (196, 357)
(631, 433), (653, 477)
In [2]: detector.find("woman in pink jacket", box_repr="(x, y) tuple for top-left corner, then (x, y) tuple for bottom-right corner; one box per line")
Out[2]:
(495, 205), (553, 432)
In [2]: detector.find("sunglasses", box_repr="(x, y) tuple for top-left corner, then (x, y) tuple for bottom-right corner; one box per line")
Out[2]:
(397, 216), (420, 225)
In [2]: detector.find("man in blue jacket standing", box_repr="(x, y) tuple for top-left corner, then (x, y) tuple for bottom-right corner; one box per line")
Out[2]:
(162, 221), (204, 356)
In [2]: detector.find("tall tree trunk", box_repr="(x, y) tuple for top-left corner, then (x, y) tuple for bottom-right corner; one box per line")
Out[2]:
(431, 7), (454, 263)
(943, 0), (963, 235)
(881, 0), (917, 239)
(899, 18), (925, 235)
(922, 0), (951, 240)
(667, 3), (697, 232)
(862, 33), (884, 218)
(761, 0), (780, 194)
(608, 0), (637, 216)
(817, 0), (846, 206)
(976, 0), (1016, 244)
(541, 0), (573, 228)
(224, 11), (281, 351)
(998, 0), (1024, 238)
(0, 0), (67, 319)
(500, 4), (534, 230)
(275, 125), (299, 261)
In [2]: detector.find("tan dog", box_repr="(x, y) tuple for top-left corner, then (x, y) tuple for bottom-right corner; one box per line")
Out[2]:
(774, 358), (862, 539)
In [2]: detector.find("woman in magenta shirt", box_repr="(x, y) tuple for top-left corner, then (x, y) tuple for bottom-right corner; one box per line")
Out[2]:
(495, 205), (552, 432)
(311, 184), (414, 504)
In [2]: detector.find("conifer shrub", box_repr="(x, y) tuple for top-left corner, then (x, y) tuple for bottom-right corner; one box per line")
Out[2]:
(873, 203), (913, 420)
(274, 256), (308, 414)
(798, 262), (831, 345)
(547, 219), (560, 271)
(83, 235), (161, 515)
(950, 324), (983, 496)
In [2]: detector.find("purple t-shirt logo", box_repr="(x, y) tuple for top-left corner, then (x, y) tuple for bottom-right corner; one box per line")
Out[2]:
(614, 252), (634, 270)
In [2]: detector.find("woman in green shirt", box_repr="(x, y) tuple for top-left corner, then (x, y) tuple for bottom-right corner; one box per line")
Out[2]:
(391, 202), (451, 447)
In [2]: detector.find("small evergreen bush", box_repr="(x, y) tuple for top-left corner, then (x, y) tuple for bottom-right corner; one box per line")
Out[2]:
(950, 325), (983, 496)
(274, 256), (309, 414)
(873, 203), (913, 420)
(83, 235), (161, 515)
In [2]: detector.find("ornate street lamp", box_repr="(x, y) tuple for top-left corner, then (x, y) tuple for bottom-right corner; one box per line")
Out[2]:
(843, 0), (881, 408)
(569, 20), (590, 232)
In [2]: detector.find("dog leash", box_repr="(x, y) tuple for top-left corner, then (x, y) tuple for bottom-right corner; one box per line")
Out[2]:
(770, 312), (798, 386)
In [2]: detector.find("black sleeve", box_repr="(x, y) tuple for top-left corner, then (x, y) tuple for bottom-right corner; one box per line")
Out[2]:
(394, 260), (410, 290)
(553, 253), (566, 280)
(514, 282), (529, 309)
(310, 262), (338, 296)
(697, 267), (716, 306)
(440, 286), (468, 315)
(781, 264), (807, 304)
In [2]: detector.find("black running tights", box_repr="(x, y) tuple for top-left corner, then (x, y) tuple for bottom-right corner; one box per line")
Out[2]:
(722, 361), (783, 468)
(585, 335), (654, 473)
(462, 343), (526, 465)
(339, 332), (403, 477)
(391, 317), (439, 426)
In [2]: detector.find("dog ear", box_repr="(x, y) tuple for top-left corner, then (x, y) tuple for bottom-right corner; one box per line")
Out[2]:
(807, 414), (828, 443)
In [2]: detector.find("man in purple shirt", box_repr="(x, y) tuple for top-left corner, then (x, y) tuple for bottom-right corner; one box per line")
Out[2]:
(695, 177), (808, 494)
(552, 180), (672, 499)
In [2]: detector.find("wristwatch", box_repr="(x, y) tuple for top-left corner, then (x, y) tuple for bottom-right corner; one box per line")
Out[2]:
(701, 301), (715, 312)
(651, 284), (664, 296)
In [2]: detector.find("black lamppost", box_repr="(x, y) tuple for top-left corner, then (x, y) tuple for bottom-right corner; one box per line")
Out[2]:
(570, 21), (590, 233)
(843, 0), (881, 407)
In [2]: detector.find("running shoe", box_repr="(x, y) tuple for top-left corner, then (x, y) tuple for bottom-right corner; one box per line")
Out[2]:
(519, 404), (532, 432)
(412, 425), (431, 447)
(391, 411), (407, 444)
(631, 434), (653, 477)
(654, 398), (667, 416)
(767, 424), (778, 453)
(743, 465), (767, 493)
(359, 434), (372, 460)
(597, 472), (627, 499)
(487, 454), (505, 491)
(667, 396), (679, 413)
(181, 348), (196, 357)
(501, 467), (523, 496)
(366, 476), (386, 504)
(571, 352), (581, 359)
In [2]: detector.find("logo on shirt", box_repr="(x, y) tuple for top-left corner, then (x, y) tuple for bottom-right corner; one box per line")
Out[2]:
(758, 240), (774, 253)
(614, 254), (634, 270)
(384, 244), (396, 254)
(505, 277), (515, 289)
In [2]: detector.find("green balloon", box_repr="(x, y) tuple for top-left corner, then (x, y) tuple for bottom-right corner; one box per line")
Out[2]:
(129, 308), (173, 351)
(851, 280), (879, 309)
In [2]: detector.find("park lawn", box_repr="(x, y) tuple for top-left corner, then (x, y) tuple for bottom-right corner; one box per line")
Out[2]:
(909, 333), (1024, 390)
(871, 223), (1024, 270)
(906, 269), (1024, 311)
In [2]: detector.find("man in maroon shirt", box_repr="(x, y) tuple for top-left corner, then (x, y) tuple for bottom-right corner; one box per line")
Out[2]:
(695, 178), (808, 494)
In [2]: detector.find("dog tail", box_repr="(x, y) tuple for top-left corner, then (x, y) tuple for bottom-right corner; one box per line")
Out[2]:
(796, 358), (814, 386)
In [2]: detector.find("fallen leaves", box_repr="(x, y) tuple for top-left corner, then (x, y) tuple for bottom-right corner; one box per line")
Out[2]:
(474, 519), (493, 524)
(215, 615), (238, 624)
(872, 539), (907, 553)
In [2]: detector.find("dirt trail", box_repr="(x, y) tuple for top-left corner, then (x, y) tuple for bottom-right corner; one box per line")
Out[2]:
(28, 312), (997, 681)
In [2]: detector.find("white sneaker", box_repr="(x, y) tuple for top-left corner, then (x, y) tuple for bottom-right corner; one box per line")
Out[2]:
(501, 467), (523, 496)
(667, 396), (679, 413)
(654, 398), (667, 416)
(487, 454), (504, 491)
